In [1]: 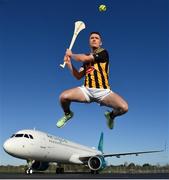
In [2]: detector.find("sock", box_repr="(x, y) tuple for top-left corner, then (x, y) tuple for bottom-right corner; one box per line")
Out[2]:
(110, 111), (115, 119)
(65, 110), (71, 116)
(110, 108), (124, 119)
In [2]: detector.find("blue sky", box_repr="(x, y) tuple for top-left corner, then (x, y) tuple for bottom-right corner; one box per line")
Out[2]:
(0, 0), (168, 166)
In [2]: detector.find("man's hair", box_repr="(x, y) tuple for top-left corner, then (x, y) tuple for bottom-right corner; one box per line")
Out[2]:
(90, 32), (102, 39)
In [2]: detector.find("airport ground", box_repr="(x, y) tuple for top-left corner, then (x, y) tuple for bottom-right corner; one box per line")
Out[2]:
(0, 172), (169, 179)
(0, 163), (169, 178)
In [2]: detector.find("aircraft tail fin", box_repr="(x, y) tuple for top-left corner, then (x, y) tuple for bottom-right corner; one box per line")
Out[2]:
(98, 132), (104, 153)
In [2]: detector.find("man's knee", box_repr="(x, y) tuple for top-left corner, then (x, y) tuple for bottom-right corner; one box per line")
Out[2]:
(121, 101), (128, 113)
(59, 92), (70, 102)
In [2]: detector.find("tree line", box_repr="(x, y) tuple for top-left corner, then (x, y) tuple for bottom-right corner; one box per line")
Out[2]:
(0, 163), (169, 173)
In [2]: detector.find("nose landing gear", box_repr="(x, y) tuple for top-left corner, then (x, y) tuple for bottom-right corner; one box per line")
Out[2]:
(25, 167), (33, 174)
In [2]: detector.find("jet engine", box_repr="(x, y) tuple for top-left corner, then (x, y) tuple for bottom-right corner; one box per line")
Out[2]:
(31, 161), (49, 171)
(88, 156), (106, 171)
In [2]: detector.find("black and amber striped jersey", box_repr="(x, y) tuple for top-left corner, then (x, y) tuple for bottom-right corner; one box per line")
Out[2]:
(82, 48), (110, 89)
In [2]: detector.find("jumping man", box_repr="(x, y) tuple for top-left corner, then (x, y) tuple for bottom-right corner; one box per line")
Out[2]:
(56, 32), (128, 129)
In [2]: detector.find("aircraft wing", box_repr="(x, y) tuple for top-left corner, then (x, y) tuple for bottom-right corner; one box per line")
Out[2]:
(103, 150), (163, 158)
(78, 150), (163, 162)
(78, 148), (164, 163)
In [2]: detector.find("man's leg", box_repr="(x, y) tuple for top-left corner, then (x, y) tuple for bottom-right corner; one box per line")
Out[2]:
(59, 87), (88, 113)
(101, 92), (128, 129)
(57, 87), (88, 128)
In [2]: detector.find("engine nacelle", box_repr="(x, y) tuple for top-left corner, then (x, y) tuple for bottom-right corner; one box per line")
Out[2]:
(31, 161), (49, 171)
(88, 156), (106, 171)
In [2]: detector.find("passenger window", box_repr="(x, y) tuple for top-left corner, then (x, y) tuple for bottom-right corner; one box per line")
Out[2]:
(24, 134), (29, 138)
(29, 134), (33, 139)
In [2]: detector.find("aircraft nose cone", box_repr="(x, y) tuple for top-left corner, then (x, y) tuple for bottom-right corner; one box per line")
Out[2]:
(3, 138), (28, 159)
(3, 139), (17, 156)
(3, 140), (11, 154)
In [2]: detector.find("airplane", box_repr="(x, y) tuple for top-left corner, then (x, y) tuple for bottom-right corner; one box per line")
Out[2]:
(3, 129), (163, 174)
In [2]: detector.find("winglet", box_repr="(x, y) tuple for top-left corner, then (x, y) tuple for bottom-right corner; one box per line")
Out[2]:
(98, 132), (104, 153)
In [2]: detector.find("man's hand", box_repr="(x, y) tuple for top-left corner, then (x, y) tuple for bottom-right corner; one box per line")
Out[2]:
(64, 55), (72, 68)
(65, 49), (72, 57)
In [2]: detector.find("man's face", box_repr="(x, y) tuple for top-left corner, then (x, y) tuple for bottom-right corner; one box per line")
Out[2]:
(89, 33), (102, 49)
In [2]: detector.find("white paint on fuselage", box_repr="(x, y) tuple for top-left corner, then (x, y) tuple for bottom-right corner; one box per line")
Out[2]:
(3, 129), (101, 164)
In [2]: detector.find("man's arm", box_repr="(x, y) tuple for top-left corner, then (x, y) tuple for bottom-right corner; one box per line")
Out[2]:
(64, 55), (85, 80)
(66, 49), (94, 63)
(71, 54), (94, 63)
(71, 65), (85, 80)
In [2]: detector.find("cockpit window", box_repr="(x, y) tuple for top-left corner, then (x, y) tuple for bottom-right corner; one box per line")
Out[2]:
(10, 134), (15, 138)
(29, 134), (33, 139)
(24, 134), (29, 138)
(10, 133), (34, 139)
(15, 134), (24, 137)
